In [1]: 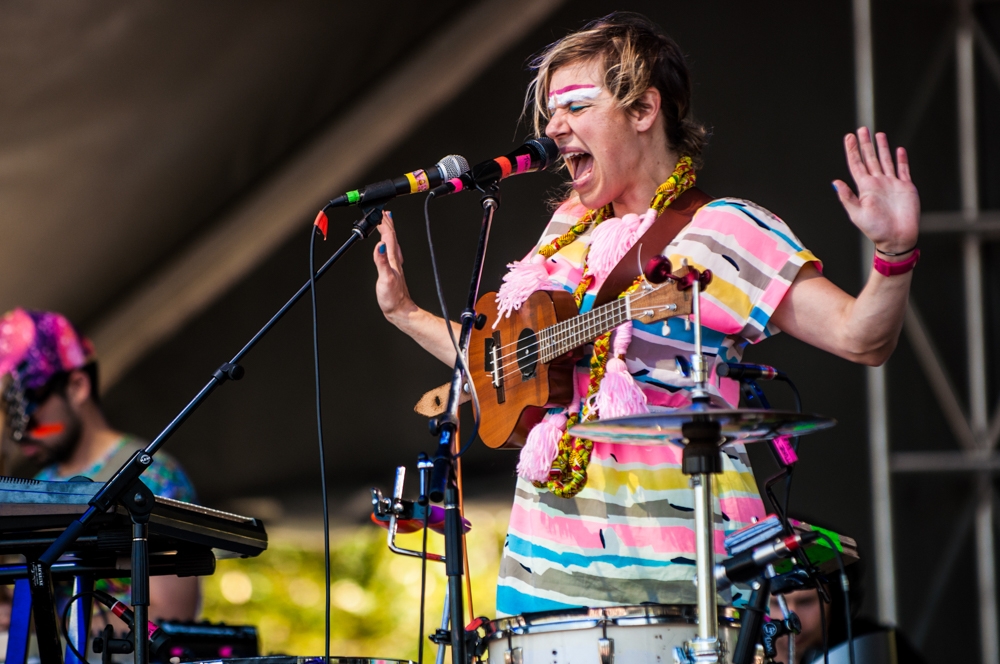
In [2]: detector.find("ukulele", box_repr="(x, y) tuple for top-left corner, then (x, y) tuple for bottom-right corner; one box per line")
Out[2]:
(413, 188), (713, 450)
(469, 267), (696, 449)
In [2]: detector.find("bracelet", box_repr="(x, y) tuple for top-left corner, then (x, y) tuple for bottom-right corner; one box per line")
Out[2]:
(873, 248), (920, 277)
(875, 243), (918, 257)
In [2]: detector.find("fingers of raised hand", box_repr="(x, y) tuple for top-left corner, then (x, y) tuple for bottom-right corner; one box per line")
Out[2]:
(375, 212), (404, 269)
(875, 132), (897, 176)
(847, 129), (911, 186)
(896, 147), (912, 182)
(844, 132), (869, 183)
(856, 127), (884, 176)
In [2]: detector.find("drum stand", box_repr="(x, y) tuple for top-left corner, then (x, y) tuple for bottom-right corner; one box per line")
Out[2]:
(675, 273), (725, 664)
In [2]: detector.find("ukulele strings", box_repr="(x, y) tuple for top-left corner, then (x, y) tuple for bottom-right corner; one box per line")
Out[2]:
(485, 285), (667, 359)
(486, 291), (677, 371)
(487, 302), (683, 377)
(486, 291), (683, 375)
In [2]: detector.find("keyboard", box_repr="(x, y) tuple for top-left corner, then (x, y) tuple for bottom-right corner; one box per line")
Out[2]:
(0, 476), (267, 559)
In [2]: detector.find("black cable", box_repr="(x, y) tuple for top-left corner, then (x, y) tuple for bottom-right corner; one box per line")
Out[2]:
(310, 226), (333, 664)
(815, 531), (855, 664)
(818, 586), (829, 664)
(61, 591), (94, 662)
(780, 376), (802, 526)
(423, 193), (482, 456)
(417, 505), (431, 664)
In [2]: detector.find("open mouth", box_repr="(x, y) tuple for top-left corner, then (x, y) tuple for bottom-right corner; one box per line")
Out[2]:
(564, 152), (594, 184)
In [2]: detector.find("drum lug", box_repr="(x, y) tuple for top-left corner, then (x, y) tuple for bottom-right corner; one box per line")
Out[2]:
(503, 646), (522, 664)
(673, 637), (721, 664)
(597, 636), (614, 664)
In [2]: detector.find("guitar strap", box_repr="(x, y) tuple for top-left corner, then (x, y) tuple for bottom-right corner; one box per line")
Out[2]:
(591, 186), (711, 308)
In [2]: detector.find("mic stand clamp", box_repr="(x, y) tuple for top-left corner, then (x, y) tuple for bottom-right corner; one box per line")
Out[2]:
(353, 205), (386, 240)
(93, 623), (134, 664)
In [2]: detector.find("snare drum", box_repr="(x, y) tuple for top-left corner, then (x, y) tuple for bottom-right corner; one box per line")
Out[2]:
(483, 604), (741, 664)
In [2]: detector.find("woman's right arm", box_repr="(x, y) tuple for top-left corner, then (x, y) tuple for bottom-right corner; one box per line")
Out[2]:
(373, 211), (461, 365)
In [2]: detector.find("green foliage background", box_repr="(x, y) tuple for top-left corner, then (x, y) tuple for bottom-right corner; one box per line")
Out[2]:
(201, 505), (509, 659)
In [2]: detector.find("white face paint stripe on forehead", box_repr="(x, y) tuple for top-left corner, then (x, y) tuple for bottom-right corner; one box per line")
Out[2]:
(547, 84), (602, 111)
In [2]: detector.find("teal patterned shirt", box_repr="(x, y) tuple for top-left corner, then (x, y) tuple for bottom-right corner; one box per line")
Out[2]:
(34, 437), (197, 502)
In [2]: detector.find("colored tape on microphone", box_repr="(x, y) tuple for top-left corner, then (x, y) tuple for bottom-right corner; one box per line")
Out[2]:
(404, 172), (419, 193)
(515, 154), (532, 173)
(405, 169), (431, 193)
(447, 177), (465, 193)
(494, 156), (512, 179)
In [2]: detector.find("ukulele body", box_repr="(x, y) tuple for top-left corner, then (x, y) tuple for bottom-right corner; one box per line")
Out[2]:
(470, 289), (582, 450)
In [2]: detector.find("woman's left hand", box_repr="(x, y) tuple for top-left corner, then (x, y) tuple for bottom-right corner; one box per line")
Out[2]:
(833, 127), (920, 254)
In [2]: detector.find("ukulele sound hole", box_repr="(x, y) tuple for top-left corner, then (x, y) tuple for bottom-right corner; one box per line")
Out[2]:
(516, 329), (539, 379)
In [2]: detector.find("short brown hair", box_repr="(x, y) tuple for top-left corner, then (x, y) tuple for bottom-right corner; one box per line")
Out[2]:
(526, 12), (708, 166)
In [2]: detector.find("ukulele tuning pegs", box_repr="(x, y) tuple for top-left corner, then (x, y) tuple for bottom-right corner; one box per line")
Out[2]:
(673, 266), (711, 292)
(643, 255), (674, 284)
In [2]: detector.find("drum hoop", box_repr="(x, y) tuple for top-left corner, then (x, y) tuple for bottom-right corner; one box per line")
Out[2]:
(484, 604), (740, 639)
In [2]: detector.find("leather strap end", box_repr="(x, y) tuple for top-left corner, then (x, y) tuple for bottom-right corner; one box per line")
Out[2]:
(414, 383), (471, 417)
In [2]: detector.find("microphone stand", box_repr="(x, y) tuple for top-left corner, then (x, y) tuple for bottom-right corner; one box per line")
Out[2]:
(29, 205), (388, 664)
(427, 183), (500, 664)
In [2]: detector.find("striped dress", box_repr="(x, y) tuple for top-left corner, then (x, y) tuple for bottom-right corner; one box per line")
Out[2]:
(495, 196), (821, 616)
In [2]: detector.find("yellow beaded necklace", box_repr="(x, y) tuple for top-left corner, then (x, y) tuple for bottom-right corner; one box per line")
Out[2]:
(536, 156), (696, 498)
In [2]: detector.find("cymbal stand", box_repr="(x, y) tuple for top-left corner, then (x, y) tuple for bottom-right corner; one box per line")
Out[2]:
(674, 266), (724, 664)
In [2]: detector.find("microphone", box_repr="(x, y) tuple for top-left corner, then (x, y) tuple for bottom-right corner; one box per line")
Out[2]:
(430, 137), (559, 197)
(325, 154), (470, 209)
(717, 362), (786, 381)
(715, 532), (818, 590)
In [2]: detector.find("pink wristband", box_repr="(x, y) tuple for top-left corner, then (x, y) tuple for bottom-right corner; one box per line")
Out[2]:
(873, 248), (920, 276)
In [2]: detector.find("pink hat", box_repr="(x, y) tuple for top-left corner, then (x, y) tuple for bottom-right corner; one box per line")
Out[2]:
(0, 308), (96, 391)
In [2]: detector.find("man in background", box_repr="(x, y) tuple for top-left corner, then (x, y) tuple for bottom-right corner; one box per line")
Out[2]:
(0, 307), (200, 621)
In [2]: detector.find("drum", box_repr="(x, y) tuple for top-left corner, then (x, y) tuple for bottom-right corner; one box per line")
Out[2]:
(483, 605), (742, 664)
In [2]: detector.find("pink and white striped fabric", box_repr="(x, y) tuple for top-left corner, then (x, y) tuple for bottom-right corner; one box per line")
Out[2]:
(496, 195), (821, 615)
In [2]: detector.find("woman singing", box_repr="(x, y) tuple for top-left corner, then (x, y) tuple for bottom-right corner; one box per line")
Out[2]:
(371, 12), (919, 616)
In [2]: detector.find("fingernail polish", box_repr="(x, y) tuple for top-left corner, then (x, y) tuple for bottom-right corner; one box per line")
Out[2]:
(831, 183), (838, 193)
(379, 243), (386, 254)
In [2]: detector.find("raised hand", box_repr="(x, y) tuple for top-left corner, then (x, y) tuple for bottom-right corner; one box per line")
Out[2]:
(373, 211), (416, 322)
(833, 127), (920, 254)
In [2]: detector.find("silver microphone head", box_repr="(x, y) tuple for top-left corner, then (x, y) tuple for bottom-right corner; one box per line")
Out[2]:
(436, 154), (470, 180)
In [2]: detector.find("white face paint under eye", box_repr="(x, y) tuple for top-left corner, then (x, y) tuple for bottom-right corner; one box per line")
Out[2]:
(547, 84), (602, 112)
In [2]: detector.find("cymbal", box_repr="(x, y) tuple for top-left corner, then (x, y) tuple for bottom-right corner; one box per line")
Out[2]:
(568, 408), (836, 446)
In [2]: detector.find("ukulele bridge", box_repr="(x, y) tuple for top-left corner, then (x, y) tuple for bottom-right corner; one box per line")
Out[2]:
(485, 332), (506, 403)
(489, 337), (502, 387)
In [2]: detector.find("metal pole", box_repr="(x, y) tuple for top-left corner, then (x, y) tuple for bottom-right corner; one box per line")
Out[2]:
(693, 472), (719, 655)
(853, 0), (898, 626)
(957, 2), (997, 661)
